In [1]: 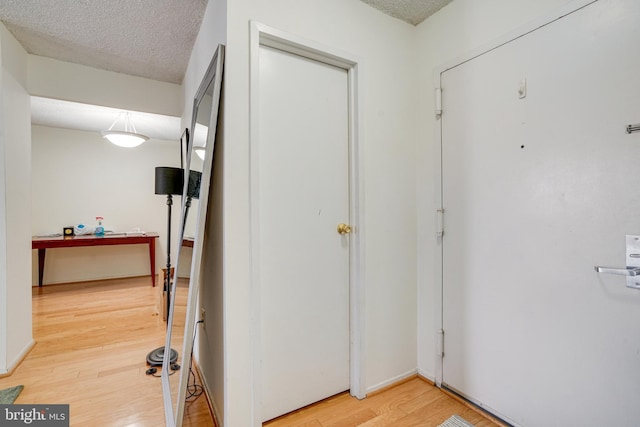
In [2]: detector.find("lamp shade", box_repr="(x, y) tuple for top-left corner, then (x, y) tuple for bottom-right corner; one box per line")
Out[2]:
(155, 167), (184, 195)
(187, 171), (202, 199)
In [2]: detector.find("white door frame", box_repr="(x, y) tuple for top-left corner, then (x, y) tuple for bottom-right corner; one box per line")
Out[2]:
(249, 21), (366, 424)
(433, 0), (598, 388)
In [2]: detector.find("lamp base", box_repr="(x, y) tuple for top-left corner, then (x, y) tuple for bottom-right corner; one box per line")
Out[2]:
(146, 346), (178, 367)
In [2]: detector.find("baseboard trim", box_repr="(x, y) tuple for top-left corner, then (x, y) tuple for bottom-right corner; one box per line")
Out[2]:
(440, 386), (511, 427)
(365, 368), (418, 396)
(0, 339), (35, 378)
(376, 369), (507, 426)
(193, 360), (220, 427)
(417, 372), (435, 386)
(31, 274), (156, 288)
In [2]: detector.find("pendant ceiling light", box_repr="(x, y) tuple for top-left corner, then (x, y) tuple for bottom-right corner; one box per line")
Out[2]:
(101, 112), (149, 148)
(194, 146), (206, 160)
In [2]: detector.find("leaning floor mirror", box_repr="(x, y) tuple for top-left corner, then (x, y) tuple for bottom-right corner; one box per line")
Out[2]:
(162, 44), (225, 427)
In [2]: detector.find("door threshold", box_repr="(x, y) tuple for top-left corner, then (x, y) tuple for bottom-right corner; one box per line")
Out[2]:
(440, 384), (514, 427)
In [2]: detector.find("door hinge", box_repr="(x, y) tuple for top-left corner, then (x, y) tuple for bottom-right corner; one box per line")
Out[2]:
(435, 87), (442, 116)
(436, 208), (444, 238)
(437, 329), (445, 358)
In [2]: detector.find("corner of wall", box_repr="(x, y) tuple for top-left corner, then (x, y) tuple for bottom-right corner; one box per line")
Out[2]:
(0, 23), (6, 373)
(181, 0), (228, 424)
(0, 21), (33, 373)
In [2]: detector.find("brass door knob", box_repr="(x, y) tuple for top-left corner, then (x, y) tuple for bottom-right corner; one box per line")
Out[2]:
(337, 223), (352, 235)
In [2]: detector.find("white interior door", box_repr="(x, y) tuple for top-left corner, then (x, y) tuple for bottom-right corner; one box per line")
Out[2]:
(258, 45), (350, 422)
(441, 1), (640, 425)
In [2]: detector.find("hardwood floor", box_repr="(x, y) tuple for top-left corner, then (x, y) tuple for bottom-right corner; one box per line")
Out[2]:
(0, 277), (213, 427)
(5, 277), (503, 427)
(264, 378), (504, 427)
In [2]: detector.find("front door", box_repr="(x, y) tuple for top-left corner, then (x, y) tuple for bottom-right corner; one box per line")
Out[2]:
(441, 1), (640, 425)
(258, 45), (350, 422)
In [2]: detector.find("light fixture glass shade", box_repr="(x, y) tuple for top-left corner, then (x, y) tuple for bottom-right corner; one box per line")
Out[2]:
(102, 112), (149, 148)
(101, 130), (148, 147)
(194, 147), (206, 160)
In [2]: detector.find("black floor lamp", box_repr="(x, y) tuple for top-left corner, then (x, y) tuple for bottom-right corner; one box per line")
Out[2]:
(146, 166), (183, 367)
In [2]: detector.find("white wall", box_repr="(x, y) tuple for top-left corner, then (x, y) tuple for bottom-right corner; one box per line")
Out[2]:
(28, 56), (182, 117)
(0, 24), (7, 373)
(415, 0), (577, 379)
(181, 0), (418, 425)
(31, 125), (182, 285)
(182, 0), (227, 129)
(0, 23), (33, 374)
(0, 0), (594, 415)
(198, 109), (225, 422)
(27, 54), (186, 286)
(181, 0), (227, 423)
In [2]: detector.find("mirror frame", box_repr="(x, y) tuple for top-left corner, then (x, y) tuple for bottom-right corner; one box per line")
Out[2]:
(180, 127), (189, 170)
(162, 44), (225, 427)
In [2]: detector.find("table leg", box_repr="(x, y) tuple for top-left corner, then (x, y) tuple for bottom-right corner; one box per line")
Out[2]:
(149, 238), (156, 287)
(38, 248), (46, 287)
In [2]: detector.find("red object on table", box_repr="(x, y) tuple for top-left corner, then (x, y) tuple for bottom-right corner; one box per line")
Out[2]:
(32, 232), (159, 287)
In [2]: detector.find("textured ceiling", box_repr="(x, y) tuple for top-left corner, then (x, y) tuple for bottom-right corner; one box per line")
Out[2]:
(2, 0), (449, 139)
(360, 0), (453, 25)
(0, 0), (450, 85)
(0, 0), (207, 84)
